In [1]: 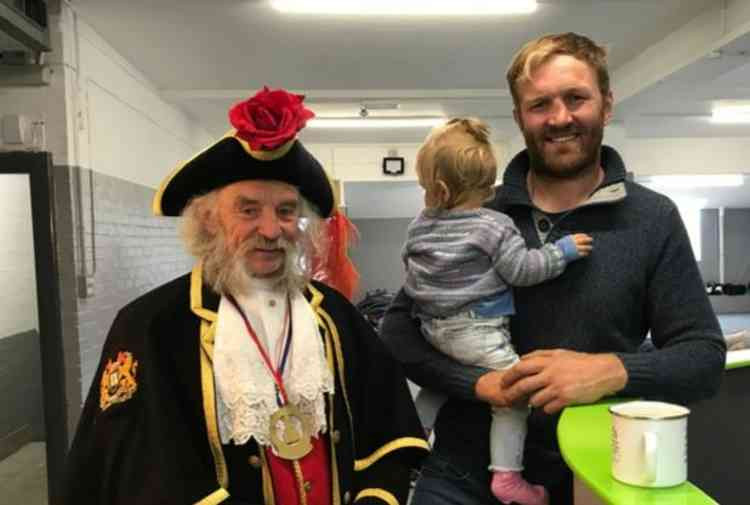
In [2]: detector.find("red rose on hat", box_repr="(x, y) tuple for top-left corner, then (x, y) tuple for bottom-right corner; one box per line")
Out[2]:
(229, 86), (315, 151)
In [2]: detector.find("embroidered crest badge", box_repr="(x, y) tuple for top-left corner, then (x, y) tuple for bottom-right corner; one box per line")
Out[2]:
(99, 351), (139, 411)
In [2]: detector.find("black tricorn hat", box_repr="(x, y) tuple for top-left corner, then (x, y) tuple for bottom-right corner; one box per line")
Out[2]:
(152, 134), (335, 217)
(152, 87), (335, 217)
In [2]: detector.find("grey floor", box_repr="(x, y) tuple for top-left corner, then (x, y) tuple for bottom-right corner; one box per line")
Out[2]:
(0, 442), (48, 505)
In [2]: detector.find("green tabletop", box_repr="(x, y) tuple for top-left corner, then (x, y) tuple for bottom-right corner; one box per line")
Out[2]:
(558, 400), (718, 505)
(726, 348), (750, 370)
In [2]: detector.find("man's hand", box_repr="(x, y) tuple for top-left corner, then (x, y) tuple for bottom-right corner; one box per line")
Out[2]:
(501, 350), (628, 414)
(474, 370), (516, 408)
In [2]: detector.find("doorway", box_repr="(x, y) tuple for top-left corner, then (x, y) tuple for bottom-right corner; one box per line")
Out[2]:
(0, 152), (68, 505)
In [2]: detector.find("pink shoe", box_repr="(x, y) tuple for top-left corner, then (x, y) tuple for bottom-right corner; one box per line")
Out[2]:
(490, 470), (549, 505)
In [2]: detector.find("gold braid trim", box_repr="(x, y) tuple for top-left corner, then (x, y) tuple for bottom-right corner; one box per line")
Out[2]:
(190, 262), (217, 322)
(315, 306), (355, 443)
(193, 488), (230, 505)
(354, 488), (399, 505)
(354, 437), (430, 472)
(307, 283), (342, 504)
(292, 459), (309, 505)
(259, 450), (276, 505)
(199, 319), (228, 488)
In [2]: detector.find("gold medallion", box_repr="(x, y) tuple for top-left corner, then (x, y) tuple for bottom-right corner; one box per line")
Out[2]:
(269, 404), (313, 460)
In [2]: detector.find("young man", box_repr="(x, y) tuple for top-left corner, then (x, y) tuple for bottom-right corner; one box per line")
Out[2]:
(381, 33), (726, 504)
(63, 87), (429, 505)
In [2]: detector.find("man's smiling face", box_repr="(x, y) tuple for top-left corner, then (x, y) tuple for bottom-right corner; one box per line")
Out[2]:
(514, 54), (613, 179)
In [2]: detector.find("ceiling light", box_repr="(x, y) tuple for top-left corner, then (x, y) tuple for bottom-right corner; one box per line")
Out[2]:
(270, 0), (537, 16)
(646, 175), (744, 188)
(308, 117), (445, 129)
(711, 104), (750, 123)
(361, 102), (400, 111)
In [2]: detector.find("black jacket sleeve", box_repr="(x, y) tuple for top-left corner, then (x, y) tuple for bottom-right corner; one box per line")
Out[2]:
(327, 288), (429, 505)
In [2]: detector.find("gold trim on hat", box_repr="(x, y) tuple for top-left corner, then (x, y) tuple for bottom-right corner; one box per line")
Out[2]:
(151, 130), (237, 216)
(232, 132), (296, 161)
(152, 128), (338, 217)
(152, 131), (299, 216)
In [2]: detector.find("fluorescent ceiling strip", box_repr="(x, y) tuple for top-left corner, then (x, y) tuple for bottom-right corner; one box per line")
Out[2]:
(308, 117), (444, 128)
(270, 0), (537, 15)
(647, 175), (744, 188)
(711, 105), (750, 123)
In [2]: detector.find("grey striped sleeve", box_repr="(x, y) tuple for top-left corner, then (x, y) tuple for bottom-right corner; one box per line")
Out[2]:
(492, 223), (567, 286)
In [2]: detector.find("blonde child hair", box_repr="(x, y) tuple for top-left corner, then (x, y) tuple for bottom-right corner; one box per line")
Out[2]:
(416, 117), (497, 210)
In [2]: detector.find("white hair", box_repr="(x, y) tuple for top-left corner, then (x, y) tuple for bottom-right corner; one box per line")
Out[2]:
(179, 187), (326, 295)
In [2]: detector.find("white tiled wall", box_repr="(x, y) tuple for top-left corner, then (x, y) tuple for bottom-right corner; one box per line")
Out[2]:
(0, 174), (38, 338)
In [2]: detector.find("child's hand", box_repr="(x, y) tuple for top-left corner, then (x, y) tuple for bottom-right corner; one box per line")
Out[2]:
(572, 233), (593, 257)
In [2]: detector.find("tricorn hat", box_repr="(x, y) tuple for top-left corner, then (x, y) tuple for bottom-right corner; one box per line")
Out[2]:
(152, 87), (335, 217)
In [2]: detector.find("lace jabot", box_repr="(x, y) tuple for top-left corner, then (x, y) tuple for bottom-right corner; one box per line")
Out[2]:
(213, 283), (334, 446)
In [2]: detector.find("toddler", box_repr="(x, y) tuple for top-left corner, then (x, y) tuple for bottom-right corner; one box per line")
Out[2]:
(402, 118), (592, 505)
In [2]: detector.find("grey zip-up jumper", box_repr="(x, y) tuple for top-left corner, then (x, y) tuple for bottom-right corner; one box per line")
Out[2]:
(381, 145), (726, 497)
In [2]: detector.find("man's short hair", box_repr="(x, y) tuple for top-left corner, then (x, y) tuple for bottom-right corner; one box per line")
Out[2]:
(506, 32), (610, 106)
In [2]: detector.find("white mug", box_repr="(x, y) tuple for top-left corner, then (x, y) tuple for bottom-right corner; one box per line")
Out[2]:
(609, 400), (690, 487)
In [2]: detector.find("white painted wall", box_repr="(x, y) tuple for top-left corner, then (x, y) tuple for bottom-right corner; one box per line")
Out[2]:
(306, 143), (421, 183)
(306, 141), (508, 214)
(0, 175), (38, 338)
(67, 6), (213, 187)
(617, 137), (750, 176)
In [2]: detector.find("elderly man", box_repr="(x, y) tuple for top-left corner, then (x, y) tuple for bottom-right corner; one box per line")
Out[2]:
(63, 87), (428, 505)
(381, 33), (725, 504)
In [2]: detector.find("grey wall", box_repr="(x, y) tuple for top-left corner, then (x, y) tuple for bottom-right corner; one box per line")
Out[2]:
(0, 330), (44, 460)
(350, 218), (411, 302)
(698, 207), (750, 286)
(698, 209), (720, 283)
(724, 209), (750, 283)
(702, 208), (750, 316)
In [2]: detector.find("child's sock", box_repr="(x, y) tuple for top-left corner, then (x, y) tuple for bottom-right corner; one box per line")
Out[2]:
(490, 470), (549, 505)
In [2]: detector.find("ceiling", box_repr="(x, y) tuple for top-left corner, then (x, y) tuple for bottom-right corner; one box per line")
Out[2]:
(62, 0), (750, 143)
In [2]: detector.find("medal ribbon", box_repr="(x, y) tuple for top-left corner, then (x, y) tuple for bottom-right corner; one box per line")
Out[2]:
(226, 293), (292, 405)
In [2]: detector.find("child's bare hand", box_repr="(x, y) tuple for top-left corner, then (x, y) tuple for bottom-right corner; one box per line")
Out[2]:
(573, 233), (593, 257)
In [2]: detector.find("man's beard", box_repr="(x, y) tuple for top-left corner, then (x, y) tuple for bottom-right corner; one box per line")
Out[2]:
(202, 232), (309, 296)
(523, 117), (604, 179)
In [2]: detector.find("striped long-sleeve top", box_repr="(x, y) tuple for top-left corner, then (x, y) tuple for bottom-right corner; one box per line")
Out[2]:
(402, 207), (580, 320)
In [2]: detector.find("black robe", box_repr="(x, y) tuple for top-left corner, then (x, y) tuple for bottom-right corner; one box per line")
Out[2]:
(63, 264), (429, 505)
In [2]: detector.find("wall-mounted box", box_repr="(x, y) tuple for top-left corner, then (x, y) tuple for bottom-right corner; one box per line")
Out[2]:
(2, 113), (27, 143)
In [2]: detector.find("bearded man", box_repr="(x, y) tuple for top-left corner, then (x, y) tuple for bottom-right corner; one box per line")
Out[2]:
(381, 33), (725, 504)
(63, 87), (428, 505)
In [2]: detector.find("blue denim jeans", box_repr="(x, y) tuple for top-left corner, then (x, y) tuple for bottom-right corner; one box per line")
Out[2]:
(410, 451), (498, 505)
(411, 449), (574, 504)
